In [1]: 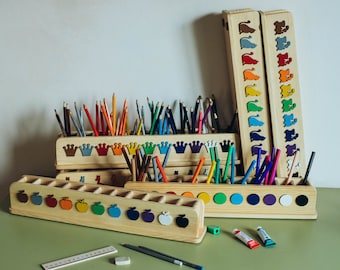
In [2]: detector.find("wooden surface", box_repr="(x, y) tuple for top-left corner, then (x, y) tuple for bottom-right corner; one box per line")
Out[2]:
(0, 187), (339, 270)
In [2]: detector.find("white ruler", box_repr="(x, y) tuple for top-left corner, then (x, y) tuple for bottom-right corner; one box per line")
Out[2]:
(41, 246), (118, 270)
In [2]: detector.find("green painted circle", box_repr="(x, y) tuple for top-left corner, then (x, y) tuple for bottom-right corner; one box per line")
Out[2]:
(213, 193), (227, 204)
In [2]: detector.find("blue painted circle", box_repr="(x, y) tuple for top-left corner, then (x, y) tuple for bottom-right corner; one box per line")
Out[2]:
(230, 193), (243, 205)
(247, 193), (260, 205)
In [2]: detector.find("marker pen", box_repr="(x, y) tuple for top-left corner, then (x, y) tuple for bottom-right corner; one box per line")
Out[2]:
(233, 229), (260, 249)
(257, 226), (276, 247)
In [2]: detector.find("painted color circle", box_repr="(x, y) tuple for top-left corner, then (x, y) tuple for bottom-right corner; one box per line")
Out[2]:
(263, 194), (276, 206)
(247, 193), (260, 205)
(230, 193), (243, 205)
(279, 194), (292, 206)
(181, 191), (195, 198)
(296, 195), (309, 206)
(213, 193), (227, 204)
(197, 192), (210, 204)
(166, 191), (176, 195)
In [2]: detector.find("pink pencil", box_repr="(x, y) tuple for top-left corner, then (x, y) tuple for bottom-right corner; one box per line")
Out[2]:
(268, 149), (281, 185)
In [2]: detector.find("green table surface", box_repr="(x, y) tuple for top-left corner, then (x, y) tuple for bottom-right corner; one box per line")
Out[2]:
(1, 187), (339, 270)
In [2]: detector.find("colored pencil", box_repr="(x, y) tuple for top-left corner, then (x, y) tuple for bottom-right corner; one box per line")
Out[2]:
(206, 160), (216, 184)
(121, 244), (183, 267)
(191, 157), (205, 184)
(137, 245), (204, 270)
(241, 160), (256, 184)
(222, 144), (233, 183)
(301, 151), (316, 185)
(101, 102), (114, 136)
(112, 93), (116, 135)
(54, 109), (67, 137)
(268, 148), (281, 185)
(83, 104), (99, 136)
(230, 146), (235, 184)
(214, 158), (221, 184)
(284, 149), (300, 185)
(155, 156), (168, 182)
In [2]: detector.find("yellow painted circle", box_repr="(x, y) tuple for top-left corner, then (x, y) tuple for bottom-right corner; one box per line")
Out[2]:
(197, 192), (211, 204)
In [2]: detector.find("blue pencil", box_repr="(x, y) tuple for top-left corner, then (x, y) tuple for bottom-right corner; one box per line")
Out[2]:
(241, 160), (256, 184)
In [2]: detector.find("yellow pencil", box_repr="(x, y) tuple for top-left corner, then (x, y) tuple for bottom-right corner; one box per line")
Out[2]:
(136, 118), (143, 135)
(206, 160), (216, 184)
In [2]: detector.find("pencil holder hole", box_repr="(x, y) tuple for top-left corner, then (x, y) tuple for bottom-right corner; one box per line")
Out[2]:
(132, 193), (149, 200)
(39, 179), (54, 186)
(165, 198), (181, 205)
(182, 201), (198, 207)
(32, 178), (42, 185)
(70, 185), (86, 191)
(148, 195), (166, 203)
(116, 190), (133, 198)
(102, 189), (116, 195)
(93, 187), (103, 194)
(61, 183), (72, 189)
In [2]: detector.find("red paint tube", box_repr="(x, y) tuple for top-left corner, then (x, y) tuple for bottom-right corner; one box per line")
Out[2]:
(233, 229), (260, 249)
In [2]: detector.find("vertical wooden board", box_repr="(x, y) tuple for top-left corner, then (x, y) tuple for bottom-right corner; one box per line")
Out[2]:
(222, 9), (272, 174)
(260, 10), (306, 177)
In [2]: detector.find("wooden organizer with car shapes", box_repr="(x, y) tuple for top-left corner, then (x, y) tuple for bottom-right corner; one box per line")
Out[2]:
(124, 177), (317, 219)
(9, 175), (206, 243)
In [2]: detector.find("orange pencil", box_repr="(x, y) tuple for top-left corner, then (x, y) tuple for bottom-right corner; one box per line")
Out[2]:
(192, 157), (205, 183)
(155, 156), (168, 182)
(83, 104), (99, 136)
(101, 102), (114, 136)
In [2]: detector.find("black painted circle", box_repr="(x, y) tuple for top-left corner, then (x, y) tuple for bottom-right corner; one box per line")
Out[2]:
(247, 193), (260, 205)
(295, 195), (309, 206)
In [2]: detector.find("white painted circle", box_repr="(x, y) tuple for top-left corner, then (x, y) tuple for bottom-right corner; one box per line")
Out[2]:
(280, 194), (292, 206)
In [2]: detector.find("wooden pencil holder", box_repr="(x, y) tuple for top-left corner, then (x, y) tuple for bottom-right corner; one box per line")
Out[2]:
(124, 177), (317, 219)
(55, 133), (239, 170)
(9, 175), (206, 243)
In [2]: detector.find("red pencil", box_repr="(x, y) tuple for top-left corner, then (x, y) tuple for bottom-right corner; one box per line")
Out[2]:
(83, 104), (99, 136)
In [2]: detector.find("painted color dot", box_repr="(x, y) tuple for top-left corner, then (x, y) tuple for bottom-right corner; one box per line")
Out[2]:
(197, 192), (210, 204)
(230, 193), (243, 205)
(296, 195), (309, 206)
(247, 193), (260, 205)
(213, 193), (227, 204)
(166, 191), (176, 195)
(181, 191), (195, 198)
(263, 194), (276, 205)
(279, 194), (292, 206)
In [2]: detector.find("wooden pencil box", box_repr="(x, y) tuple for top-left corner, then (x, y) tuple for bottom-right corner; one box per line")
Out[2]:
(124, 177), (317, 219)
(55, 133), (239, 170)
(9, 175), (206, 243)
